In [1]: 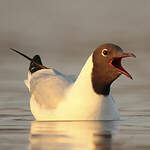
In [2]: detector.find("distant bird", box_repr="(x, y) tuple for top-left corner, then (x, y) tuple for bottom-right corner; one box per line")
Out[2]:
(10, 43), (135, 121)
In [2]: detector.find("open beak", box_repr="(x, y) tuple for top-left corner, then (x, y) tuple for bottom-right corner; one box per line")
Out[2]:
(109, 53), (136, 79)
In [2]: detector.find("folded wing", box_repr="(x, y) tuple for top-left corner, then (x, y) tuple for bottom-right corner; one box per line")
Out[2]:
(26, 69), (74, 109)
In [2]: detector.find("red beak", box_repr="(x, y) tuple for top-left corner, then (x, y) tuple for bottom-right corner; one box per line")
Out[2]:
(109, 53), (136, 79)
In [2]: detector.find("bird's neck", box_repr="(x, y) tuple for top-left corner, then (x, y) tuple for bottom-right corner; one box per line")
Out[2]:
(72, 54), (111, 97)
(71, 54), (103, 99)
(92, 68), (111, 96)
(73, 54), (94, 93)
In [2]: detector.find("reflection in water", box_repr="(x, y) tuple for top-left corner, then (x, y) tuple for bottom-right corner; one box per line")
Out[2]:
(29, 121), (119, 150)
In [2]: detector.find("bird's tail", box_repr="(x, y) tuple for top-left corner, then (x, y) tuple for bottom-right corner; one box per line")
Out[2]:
(10, 48), (48, 71)
(10, 48), (49, 89)
(29, 55), (43, 74)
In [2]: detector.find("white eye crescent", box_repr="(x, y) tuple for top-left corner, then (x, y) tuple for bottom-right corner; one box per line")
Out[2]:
(101, 49), (109, 57)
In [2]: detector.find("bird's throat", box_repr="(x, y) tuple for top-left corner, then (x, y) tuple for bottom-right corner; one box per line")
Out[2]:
(91, 75), (111, 96)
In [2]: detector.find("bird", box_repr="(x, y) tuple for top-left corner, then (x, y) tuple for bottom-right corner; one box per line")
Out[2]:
(10, 43), (136, 121)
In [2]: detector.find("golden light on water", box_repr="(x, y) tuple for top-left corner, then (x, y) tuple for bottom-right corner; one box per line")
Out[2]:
(29, 121), (118, 150)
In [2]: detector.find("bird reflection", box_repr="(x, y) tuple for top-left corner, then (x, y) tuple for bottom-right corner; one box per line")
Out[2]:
(28, 121), (119, 150)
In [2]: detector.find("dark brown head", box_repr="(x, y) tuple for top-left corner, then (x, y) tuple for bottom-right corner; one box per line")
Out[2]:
(92, 43), (136, 96)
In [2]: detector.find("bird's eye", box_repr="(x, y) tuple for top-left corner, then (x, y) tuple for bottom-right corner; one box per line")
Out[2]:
(102, 49), (109, 57)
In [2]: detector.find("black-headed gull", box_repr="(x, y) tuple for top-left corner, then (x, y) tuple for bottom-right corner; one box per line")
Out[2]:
(10, 43), (135, 121)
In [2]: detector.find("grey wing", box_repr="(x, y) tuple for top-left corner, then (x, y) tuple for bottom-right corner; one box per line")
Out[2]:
(28, 69), (73, 109)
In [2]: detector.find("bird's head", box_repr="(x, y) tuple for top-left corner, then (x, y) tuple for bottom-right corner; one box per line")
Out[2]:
(92, 43), (136, 95)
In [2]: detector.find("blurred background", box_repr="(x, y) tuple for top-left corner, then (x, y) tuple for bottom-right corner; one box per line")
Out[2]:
(0, 0), (150, 120)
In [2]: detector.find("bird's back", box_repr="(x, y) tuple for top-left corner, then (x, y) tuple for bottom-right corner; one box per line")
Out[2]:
(25, 68), (75, 120)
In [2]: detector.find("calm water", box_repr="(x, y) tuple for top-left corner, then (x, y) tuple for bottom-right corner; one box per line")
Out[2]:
(1, 0), (150, 150)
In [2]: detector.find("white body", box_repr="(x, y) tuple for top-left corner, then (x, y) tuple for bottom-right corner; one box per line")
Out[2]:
(25, 54), (120, 121)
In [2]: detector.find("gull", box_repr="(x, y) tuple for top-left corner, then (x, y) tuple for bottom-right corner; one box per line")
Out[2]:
(10, 43), (135, 121)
